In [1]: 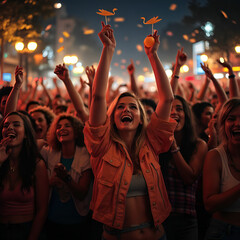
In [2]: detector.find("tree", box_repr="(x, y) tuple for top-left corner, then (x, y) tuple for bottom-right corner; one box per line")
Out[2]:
(0, 0), (56, 81)
(182, 0), (240, 60)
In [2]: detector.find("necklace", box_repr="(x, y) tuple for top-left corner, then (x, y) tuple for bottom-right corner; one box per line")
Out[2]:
(226, 147), (240, 173)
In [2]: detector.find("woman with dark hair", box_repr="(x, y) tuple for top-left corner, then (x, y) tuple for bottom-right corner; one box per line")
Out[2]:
(160, 95), (207, 240)
(83, 22), (176, 240)
(40, 113), (92, 240)
(203, 98), (240, 239)
(0, 111), (49, 240)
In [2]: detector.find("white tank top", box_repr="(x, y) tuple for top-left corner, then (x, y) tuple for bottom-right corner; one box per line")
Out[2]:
(216, 145), (240, 212)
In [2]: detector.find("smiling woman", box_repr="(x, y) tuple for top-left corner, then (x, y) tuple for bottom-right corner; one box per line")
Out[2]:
(40, 113), (93, 240)
(0, 111), (49, 240)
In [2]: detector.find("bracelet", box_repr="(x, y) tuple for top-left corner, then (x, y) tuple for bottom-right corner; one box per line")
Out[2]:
(174, 75), (179, 79)
(171, 146), (180, 153)
(228, 74), (235, 78)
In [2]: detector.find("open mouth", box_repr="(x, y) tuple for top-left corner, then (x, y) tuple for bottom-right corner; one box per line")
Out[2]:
(121, 115), (133, 123)
(232, 130), (240, 137)
(7, 133), (16, 139)
(171, 117), (180, 123)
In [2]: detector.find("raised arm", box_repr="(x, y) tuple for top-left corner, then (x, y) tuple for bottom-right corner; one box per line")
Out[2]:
(89, 22), (116, 126)
(127, 59), (140, 97)
(217, 59), (239, 98)
(39, 77), (52, 108)
(85, 65), (95, 108)
(4, 66), (23, 116)
(197, 74), (211, 101)
(144, 30), (173, 120)
(171, 48), (187, 95)
(54, 64), (89, 122)
(200, 62), (228, 113)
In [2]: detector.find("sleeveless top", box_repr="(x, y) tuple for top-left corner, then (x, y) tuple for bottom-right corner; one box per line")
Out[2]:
(216, 145), (240, 212)
(0, 183), (34, 217)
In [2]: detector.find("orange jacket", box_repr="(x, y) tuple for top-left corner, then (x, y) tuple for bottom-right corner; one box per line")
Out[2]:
(83, 113), (177, 230)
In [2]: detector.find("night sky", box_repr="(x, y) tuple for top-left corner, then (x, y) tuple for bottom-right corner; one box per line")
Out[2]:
(58, 0), (205, 82)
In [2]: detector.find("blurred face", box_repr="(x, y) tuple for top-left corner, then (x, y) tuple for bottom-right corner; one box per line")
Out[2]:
(31, 111), (48, 139)
(0, 95), (8, 115)
(225, 106), (240, 145)
(52, 97), (66, 113)
(143, 104), (154, 122)
(56, 118), (75, 144)
(170, 99), (185, 132)
(201, 106), (214, 129)
(2, 114), (25, 148)
(114, 96), (142, 132)
(27, 103), (39, 113)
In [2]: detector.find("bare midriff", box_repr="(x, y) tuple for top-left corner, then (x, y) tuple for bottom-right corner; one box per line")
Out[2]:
(103, 195), (164, 240)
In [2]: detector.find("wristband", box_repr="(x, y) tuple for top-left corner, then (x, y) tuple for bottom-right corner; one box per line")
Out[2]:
(174, 75), (179, 79)
(171, 146), (180, 153)
(228, 74), (235, 78)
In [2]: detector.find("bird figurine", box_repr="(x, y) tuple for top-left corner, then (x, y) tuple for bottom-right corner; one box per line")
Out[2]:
(97, 8), (118, 25)
(141, 16), (162, 48)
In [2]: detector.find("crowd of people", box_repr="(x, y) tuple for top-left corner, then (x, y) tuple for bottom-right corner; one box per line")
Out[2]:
(0, 21), (240, 240)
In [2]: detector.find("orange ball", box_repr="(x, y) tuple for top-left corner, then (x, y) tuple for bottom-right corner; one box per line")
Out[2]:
(144, 36), (155, 47)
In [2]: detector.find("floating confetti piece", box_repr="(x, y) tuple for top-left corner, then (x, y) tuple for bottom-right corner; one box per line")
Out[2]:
(136, 60), (141, 65)
(220, 10), (228, 19)
(116, 50), (122, 55)
(63, 32), (70, 38)
(169, 3), (177, 11)
(83, 28), (94, 35)
(194, 29), (199, 34)
(114, 17), (125, 22)
(137, 24), (143, 28)
(136, 44), (143, 52)
(189, 38), (196, 43)
(166, 31), (173, 36)
(183, 34), (189, 40)
(121, 59), (126, 64)
(57, 46), (64, 53)
(232, 20), (237, 24)
(191, 33), (196, 37)
(143, 67), (149, 72)
(213, 39), (218, 43)
(96, 8), (117, 25)
(121, 65), (125, 69)
(58, 37), (64, 43)
(45, 24), (52, 31)
(176, 42), (181, 47)
(114, 63), (119, 67)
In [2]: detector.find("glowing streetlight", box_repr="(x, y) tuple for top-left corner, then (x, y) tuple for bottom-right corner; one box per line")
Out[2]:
(235, 45), (240, 54)
(181, 64), (189, 73)
(15, 42), (24, 51)
(27, 42), (38, 51)
(200, 54), (208, 62)
(63, 55), (78, 65)
(54, 3), (62, 9)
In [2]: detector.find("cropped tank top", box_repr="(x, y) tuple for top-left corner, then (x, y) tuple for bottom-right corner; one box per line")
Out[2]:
(126, 173), (148, 198)
(216, 146), (240, 212)
(0, 183), (34, 217)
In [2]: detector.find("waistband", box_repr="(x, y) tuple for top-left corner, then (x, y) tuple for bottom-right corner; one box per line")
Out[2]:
(104, 222), (154, 235)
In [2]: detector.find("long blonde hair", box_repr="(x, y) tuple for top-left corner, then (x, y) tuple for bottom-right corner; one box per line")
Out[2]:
(107, 92), (148, 165)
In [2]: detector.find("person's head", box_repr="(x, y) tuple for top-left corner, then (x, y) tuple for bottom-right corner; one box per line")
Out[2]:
(218, 98), (240, 146)
(55, 105), (68, 115)
(29, 106), (55, 139)
(25, 100), (41, 113)
(140, 98), (156, 122)
(107, 92), (148, 152)
(192, 101), (214, 130)
(52, 94), (67, 114)
(47, 113), (84, 151)
(0, 111), (41, 190)
(0, 86), (13, 115)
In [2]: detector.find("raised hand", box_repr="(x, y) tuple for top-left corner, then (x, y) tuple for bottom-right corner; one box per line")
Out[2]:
(98, 21), (116, 48)
(54, 163), (69, 182)
(127, 59), (135, 75)
(200, 62), (214, 80)
(85, 65), (95, 88)
(176, 48), (187, 67)
(144, 30), (160, 55)
(54, 63), (70, 82)
(216, 59), (232, 70)
(15, 66), (23, 88)
(0, 137), (12, 165)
